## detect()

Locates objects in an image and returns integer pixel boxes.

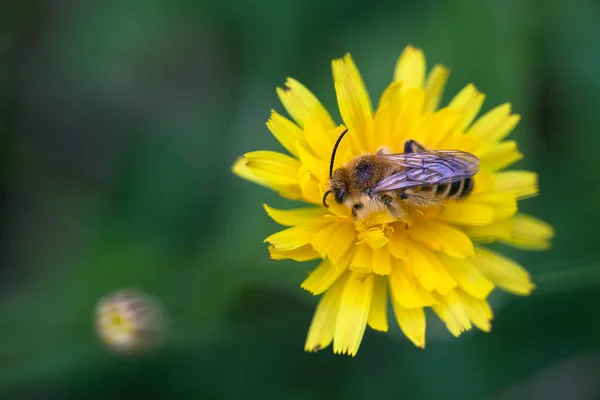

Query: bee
[322,129,480,220]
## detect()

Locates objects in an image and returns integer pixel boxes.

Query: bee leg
[351,203,363,219]
[380,194,398,216]
[376,145,392,155]
[404,140,426,153]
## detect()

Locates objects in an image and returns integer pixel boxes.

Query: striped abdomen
[433,177,474,200]
[408,177,474,202]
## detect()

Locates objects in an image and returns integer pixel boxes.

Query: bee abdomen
[460,177,474,198]
[451,177,474,199]
[448,181,463,198]
[436,178,474,200]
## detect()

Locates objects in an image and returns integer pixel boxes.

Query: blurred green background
[1,0,600,398]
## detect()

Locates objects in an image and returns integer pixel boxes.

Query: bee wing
[372,150,480,194]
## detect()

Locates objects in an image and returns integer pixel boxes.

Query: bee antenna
[322,190,331,208]
[329,128,348,178]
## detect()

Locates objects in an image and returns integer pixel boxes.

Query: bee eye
[334,189,345,204]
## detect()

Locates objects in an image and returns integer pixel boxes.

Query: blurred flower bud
[95,289,165,354]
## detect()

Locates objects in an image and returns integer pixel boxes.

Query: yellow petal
[303,115,336,161]
[455,290,493,332]
[408,220,474,258]
[360,210,397,227]
[468,192,518,220]
[334,78,373,152]
[387,228,412,259]
[503,214,554,250]
[244,151,301,186]
[332,54,373,152]
[269,245,320,262]
[473,247,534,295]
[442,256,494,299]
[418,245,458,295]
[497,201,520,221]
[377,81,403,110]
[277,78,335,129]
[390,228,459,295]
[494,114,521,142]
[304,272,348,352]
[311,221,356,266]
[302,258,348,295]
[265,224,327,251]
[334,272,375,356]
[479,140,523,171]
[390,88,426,144]
[296,140,328,183]
[363,228,389,249]
[462,220,512,242]
[420,108,461,149]
[463,213,553,250]
[448,84,485,132]
[232,156,269,187]
[311,222,344,255]
[404,112,436,146]
[432,290,472,337]
[468,103,521,143]
[399,239,442,291]
[389,258,437,308]
[436,202,495,226]
[266,110,304,157]
[493,199,518,220]
[424,64,450,112]
[372,246,392,275]
[441,134,485,155]
[391,301,426,348]
[471,170,495,194]
[368,276,389,332]
[394,45,426,90]
[232,157,302,199]
[263,204,328,226]
[326,200,353,219]
[332,53,372,110]
[494,171,538,199]
[350,242,373,274]
[299,168,323,204]
[372,102,394,149]
[467,103,515,142]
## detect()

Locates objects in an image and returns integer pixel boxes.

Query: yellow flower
[232,45,554,356]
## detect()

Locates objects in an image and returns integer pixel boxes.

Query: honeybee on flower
[322,130,479,220]
[233,45,554,356]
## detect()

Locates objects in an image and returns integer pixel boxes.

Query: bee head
[322,169,349,208]
[332,182,347,205]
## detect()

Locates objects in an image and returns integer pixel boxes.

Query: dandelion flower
[96,289,165,354]
[232,45,554,356]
